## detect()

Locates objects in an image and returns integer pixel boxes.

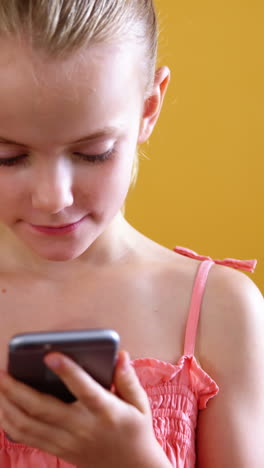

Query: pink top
[0,247,257,468]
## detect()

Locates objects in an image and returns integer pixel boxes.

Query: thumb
[113,351,151,415]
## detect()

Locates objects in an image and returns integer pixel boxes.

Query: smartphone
[8,329,120,403]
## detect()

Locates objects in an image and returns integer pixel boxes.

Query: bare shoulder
[198,263,264,366]
[196,263,264,467]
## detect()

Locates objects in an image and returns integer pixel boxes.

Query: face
[0,39,146,262]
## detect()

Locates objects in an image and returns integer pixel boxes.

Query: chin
[41,252,81,262]
[25,241,91,263]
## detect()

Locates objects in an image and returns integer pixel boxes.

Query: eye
[73,148,114,163]
[0,154,28,167]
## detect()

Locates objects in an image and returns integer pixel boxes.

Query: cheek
[0,175,22,211]
[79,156,133,209]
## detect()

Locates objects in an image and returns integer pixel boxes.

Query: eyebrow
[72,126,120,143]
[0,126,120,146]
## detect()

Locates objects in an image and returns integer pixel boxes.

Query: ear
[138,66,170,144]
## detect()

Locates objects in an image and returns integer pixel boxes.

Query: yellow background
[126,1,264,293]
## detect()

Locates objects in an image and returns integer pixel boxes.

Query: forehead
[0,38,144,145]
[0,36,141,86]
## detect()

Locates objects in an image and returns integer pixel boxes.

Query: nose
[31,159,74,214]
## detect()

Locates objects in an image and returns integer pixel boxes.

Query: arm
[196,265,264,467]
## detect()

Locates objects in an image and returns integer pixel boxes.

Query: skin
[0,37,263,468]
[0,40,149,264]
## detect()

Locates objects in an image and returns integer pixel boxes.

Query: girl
[0,1,263,467]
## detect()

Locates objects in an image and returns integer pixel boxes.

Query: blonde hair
[0,0,159,187]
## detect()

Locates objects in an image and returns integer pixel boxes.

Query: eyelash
[0,154,28,167]
[74,148,114,164]
[0,149,114,167]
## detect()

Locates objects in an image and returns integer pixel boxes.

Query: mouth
[28,216,87,235]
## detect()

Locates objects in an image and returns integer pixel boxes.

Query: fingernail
[122,351,131,372]
[44,355,61,369]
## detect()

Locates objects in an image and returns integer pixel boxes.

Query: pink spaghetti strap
[183,260,214,356]
[173,246,257,356]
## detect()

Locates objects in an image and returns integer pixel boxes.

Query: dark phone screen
[8,329,120,403]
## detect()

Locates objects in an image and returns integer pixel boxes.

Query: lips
[28,216,87,235]
[33,220,81,229]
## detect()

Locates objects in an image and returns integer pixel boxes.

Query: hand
[0,351,171,468]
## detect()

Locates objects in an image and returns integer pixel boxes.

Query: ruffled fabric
[0,430,75,467]
[132,355,219,467]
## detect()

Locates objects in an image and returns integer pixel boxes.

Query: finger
[44,353,114,411]
[0,392,72,458]
[0,371,69,426]
[114,351,151,415]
